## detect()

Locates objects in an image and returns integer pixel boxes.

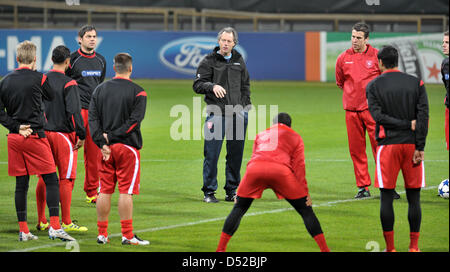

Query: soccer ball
[438,179,449,199]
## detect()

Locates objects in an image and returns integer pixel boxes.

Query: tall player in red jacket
[216,113,329,252]
[335,22,399,199]
[66,25,106,204]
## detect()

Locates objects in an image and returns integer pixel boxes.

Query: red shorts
[99,143,141,195]
[45,131,78,180]
[7,133,56,176]
[375,144,425,189]
[237,161,308,200]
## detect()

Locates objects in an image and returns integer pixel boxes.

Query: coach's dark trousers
[202,111,248,196]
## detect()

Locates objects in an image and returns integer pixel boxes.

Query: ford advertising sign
[0,30,305,80]
[159,36,247,75]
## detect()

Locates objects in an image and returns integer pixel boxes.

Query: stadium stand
[0,0,448,33]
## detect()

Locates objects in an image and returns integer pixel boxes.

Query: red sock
[216,232,232,252]
[409,232,420,250]
[18,221,29,233]
[120,219,134,240]
[50,216,61,230]
[97,220,108,237]
[383,230,395,252]
[35,176,47,224]
[313,233,330,252]
[60,179,74,225]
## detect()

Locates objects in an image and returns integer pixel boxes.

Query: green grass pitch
[0,79,448,252]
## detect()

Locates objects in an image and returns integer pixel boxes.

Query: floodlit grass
[0,80,447,252]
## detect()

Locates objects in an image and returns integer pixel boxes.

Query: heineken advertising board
[326,33,445,84]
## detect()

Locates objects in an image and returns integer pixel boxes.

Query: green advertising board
[326,32,446,84]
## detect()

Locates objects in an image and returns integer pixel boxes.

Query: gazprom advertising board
[0,29,306,80]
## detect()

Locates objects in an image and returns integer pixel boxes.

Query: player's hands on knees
[412,150,424,164]
[19,124,33,138]
[73,139,85,150]
[101,145,111,161]
[212,85,227,98]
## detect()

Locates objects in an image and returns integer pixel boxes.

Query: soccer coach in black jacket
[193,27,251,203]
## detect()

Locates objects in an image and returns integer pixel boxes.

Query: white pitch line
[0,159,448,165]
[8,186,438,252]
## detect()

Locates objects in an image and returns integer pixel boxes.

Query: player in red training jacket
[335,22,400,199]
[35,45,88,233]
[216,113,330,252]
[89,53,148,246]
[0,41,74,242]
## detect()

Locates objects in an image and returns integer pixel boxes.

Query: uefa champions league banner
[325,32,446,84]
[0,29,306,80]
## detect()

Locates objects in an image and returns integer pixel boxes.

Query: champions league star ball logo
[159,37,247,75]
[366,60,374,68]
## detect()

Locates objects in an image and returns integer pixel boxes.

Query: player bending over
[216,113,330,252]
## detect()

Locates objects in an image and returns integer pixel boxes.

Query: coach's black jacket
[441,57,449,108]
[89,77,147,150]
[366,70,429,151]
[193,47,251,114]
[43,70,85,140]
[0,68,53,135]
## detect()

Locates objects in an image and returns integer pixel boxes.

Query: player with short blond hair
[0,40,74,242]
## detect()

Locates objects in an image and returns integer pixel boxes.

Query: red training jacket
[335,44,381,111]
[249,123,307,187]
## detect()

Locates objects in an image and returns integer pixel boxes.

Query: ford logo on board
[159,36,247,75]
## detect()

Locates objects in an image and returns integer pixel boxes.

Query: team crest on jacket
[366,60,374,68]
